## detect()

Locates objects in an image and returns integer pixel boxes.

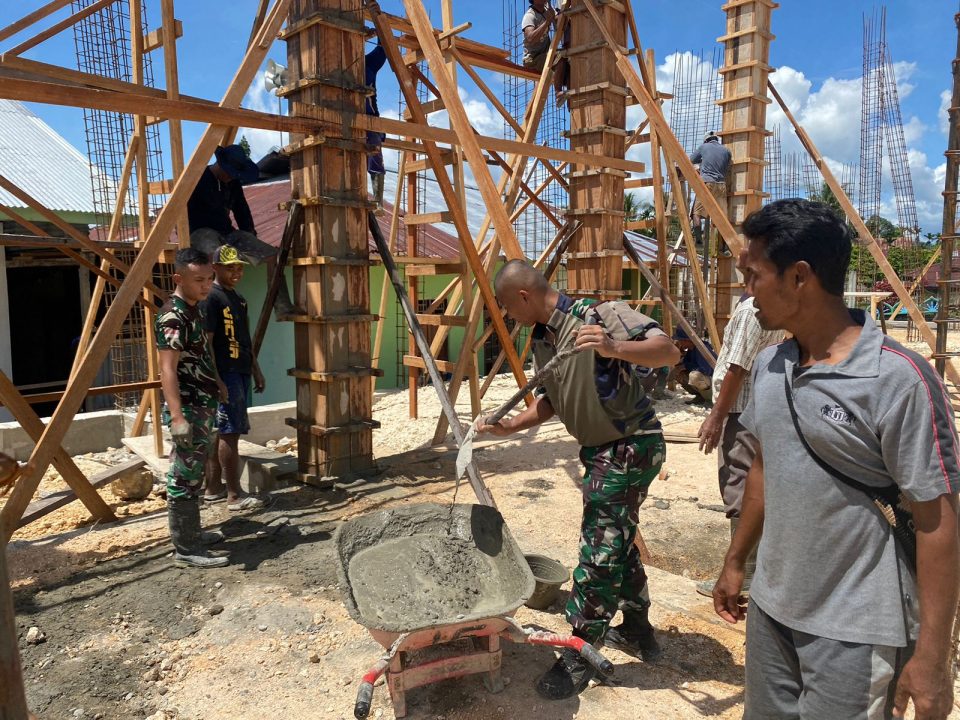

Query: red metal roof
[243,179,460,259]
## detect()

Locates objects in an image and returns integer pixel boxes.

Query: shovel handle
[577,640,615,676]
[485,345,581,425]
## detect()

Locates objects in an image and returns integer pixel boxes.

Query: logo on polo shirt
[820,404,856,426]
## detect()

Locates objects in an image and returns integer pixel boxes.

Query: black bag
[783,373,917,571]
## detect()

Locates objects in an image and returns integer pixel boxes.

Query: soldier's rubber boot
[372,173,385,216]
[535,631,602,700]
[696,518,756,597]
[604,601,663,662]
[168,497,228,569]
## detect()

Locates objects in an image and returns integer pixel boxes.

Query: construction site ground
[6,328,960,720]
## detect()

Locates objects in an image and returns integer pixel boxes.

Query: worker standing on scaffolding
[187,144,299,319]
[689,131,732,256]
[521,0,556,72]
[366,38,388,216]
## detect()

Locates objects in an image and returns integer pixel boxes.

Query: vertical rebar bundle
[763,124,782,203]
[71,0,169,410]
[668,48,723,157]
[501,0,568,263]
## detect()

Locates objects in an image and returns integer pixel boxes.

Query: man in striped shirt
[696,294,783,596]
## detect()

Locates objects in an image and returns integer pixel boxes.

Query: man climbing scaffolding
[366,39,387,215]
[477,260,680,700]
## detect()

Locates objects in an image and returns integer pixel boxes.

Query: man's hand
[698,410,725,454]
[892,654,953,720]
[253,365,266,393]
[170,415,192,447]
[474,415,515,437]
[545,5,556,22]
[575,325,618,358]
[217,379,229,403]
[712,558,748,624]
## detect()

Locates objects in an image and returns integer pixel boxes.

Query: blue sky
[1,0,958,233]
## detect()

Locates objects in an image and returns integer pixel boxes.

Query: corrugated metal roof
[244,174,673,266]
[0,100,100,215]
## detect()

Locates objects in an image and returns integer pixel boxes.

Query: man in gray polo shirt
[478,260,680,700]
[689,131,731,254]
[713,199,959,719]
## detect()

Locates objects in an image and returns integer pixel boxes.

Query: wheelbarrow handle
[354,681,375,720]
[519,629,615,676]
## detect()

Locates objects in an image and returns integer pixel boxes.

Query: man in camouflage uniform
[478,260,680,699]
[156,248,229,569]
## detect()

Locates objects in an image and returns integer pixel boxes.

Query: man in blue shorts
[201,245,267,512]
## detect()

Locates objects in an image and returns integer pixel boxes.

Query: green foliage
[238,136,252,158]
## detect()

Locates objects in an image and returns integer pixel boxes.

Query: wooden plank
[0,0,74,45]
[370,5,529,395]
[0,76,648,176]
[2,380,161,407]
[252,201,302,359]
[646,49,672,336]
[0,453,29,720]
[768,79,960,388]
[287,367,383,381]
[414,313,468,327]
[143,18,182,53]
[624,237,716,369]
[405,262,465,277]
[19,458,145,528]
[0,175,166,302]
[403,211,452,225]
[5,0,118,56]
[0,371,116,526]
[0,0,293,543]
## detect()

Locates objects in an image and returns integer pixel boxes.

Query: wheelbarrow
[335,503,613,719]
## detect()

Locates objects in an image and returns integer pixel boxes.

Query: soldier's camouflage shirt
[532,294,666,448]
[155,294,219,406]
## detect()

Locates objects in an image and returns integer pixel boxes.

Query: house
[0,99,111,421]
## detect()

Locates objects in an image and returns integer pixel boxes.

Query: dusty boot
[272,276,301,319]
[371,173,385,216]
[605,602,662,662]
[696,518,756,597]
[168,497,228,569]
[536,643,600,700]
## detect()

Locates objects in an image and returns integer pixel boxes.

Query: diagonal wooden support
[0,0,76,45]
[624,236,716,369]
[0,0,293,543]
[1,450,29,719]
[0,201,155,311]
[400,0,527,261]
[768,79,960,388]
[0,174,167,302]
[369,5,529,396]
[579,0,741,256]
[4,0,119,56]
[252,201,302,359]
[0,371,115,527]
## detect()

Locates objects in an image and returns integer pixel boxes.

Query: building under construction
[0,1,959,717]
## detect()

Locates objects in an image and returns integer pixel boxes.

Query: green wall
[236,263,651,406]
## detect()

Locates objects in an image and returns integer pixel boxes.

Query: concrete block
[0,409,125,461]
[245,401,296,446]
[122,434,295,494]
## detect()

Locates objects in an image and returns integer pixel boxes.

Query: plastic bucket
[523,554,569,610]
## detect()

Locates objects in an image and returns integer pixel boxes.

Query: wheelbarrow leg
[480,635,505,693]
[387,650,407,718]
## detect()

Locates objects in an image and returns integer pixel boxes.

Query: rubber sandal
[203,490,227,503]
[227,496,265,512]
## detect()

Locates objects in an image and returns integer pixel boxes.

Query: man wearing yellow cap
[201,245,268,512]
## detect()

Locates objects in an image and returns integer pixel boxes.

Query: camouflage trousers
[164,401,217,500]
[565,433,665,643]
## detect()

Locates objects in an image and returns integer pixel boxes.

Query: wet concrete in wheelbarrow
[335,503,535,633]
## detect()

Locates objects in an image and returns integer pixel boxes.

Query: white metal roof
[0,100,99,215]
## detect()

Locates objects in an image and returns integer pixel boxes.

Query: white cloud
[939,89,952,135]
[239,72,288,161]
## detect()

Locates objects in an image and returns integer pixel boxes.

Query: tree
[623,192,642,222]
[865,214,899,243]
[238,135,252,158]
